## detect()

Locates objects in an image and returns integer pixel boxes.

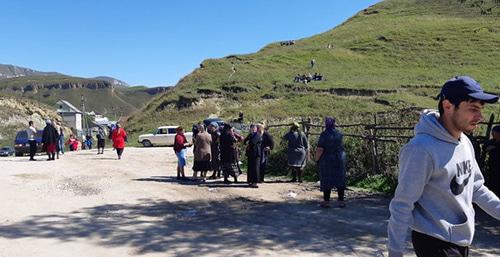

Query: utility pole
[81,94,86,137]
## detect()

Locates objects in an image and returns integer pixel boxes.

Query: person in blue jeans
[174,127,191,180]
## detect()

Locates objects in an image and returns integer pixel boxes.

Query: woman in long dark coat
[315,117,346,208]
[283,122,308,182]
[259,124,274,183]
[220,124,240,183]
[42,119,59,161]
[193,125,212,180]
[208,122,222,179]
[246,125,263,188]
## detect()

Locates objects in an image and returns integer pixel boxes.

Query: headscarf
[325,116,335,129]
[222,123,232,134]
[493,125,500,134]
[209,122,219,129]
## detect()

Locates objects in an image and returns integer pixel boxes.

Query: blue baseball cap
[438,76,498,104]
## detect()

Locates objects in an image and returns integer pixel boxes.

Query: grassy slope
[127,0,500,135]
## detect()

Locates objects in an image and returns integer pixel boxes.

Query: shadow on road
[134,176,253,188]
[0,196,391,256]
[0,194,498,256]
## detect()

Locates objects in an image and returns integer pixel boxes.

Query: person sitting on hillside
[294,74,302,82]
[313,73,323,81]
[305,73,313,83]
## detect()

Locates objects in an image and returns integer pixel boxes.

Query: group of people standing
[26,120,127,161]
[173,117,347,205]
[281,118,346,208]
[174,122,275,188]
[27,119,65,161]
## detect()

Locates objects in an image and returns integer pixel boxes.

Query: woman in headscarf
[220,124,240,183]
[42,119,59,161]
[259,123,274,182]
[111,123,127,160]
[315,116,346,208]
[96,127,106,154]
[246,123,263,188]
[192,124,212,180]
[283,122,309,182]
[53,121,63,159]
[208,122,222,179]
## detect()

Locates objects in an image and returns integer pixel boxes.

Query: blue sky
[0,0,381,87]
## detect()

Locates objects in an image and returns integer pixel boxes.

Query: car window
[15,131,28,140]
[168,128,176,134]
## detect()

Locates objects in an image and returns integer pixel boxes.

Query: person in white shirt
[27,121,37,161]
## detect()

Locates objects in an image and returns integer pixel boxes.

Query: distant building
[55,100,83,135]
[87,111,114,127]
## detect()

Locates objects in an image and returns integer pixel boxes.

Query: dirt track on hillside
[0,147,498,257]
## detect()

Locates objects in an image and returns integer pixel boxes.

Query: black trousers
[116,148,124,157]
[259,161,267,182]
[97,139,105,149]
[29,140,37,159]
[412,230,469,257]
[323,188,345,201]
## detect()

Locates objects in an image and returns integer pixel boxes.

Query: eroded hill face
[0,75,169,120]
[0,96,63,146]
[126,0,499,135]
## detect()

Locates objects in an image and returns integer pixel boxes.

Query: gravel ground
[0,147,498,257]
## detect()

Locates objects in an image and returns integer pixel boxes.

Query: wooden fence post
[305,117,311,138]
[369,113,379,175]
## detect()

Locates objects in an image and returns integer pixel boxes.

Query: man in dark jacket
[42,119,59,161]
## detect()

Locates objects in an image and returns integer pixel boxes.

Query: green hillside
[127,0,499,135]
[0,75,168,119]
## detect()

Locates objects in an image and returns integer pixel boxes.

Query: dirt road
[0,147,498,257]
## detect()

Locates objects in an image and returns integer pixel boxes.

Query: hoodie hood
[414,109,459,145]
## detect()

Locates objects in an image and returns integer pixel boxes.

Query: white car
[138,126,193,147]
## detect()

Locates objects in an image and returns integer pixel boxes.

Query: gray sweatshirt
[387,110,500,257]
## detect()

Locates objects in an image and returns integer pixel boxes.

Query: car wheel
[142,140,152,147]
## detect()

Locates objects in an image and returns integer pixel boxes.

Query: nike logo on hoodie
[450,160,472,195]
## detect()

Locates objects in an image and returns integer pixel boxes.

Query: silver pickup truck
[138,126,193,147]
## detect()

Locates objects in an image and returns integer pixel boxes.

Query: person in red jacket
[111,123,127,160]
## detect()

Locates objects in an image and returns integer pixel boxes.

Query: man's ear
[442,99,454,113]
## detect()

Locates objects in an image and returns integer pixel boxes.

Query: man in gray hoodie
[387,76,500,257]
